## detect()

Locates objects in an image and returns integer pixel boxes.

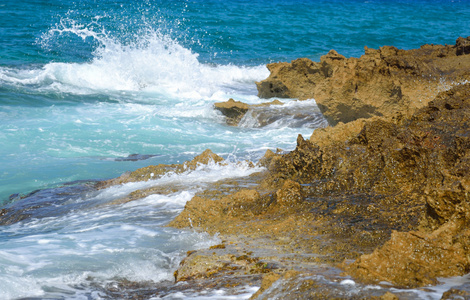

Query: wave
[0,160,262,299]
[0,18,268,100]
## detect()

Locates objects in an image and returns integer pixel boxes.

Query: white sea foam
[153,286,259,299]
[0,189,220,299]
[1,19,268,101]
[92,159,264,205]
[0,160,267,298]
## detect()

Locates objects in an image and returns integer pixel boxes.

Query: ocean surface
[1,0,470,299]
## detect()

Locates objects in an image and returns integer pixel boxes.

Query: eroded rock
[99,149,224,187]
[214,98,286,126]
[171,83,470,292]
[257,37,470,125]
[346,219,470,288]
[214,98,250,126]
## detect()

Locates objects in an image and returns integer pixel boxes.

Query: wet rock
[112,154,159,161]
[170,83,470,292]
[214,98,328,128]
[214,98,286,127]
[257,37,470,125]
[98,149,224,187]
[252,270,406,300]
[0,181,99,225]
[92,149,227,205]
[175,248,270,282]
[214,98,250,126]
[169,188,272,232]
[441,283,470,300]
[346,220,470,288]
[275,179,304,207]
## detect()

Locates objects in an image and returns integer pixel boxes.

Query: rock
[441,285,470,300]
[250,273,282,299]
[455,36,470,55]
[214,98,285,126]
[381,292,399,300]
[309,118,370,147]
[275,179,304,207]
[214,98,327,128]
[345,220,470,288]
[92,149,227,205]
[256,37,470,125]
[169,83,470,291]
[251,270,405,300]
[184,148,224,169]
[174,246,271,283]
[168,189,268,232]
[257,149,278,168]
[99,149,224,187]
[214,98,250,126]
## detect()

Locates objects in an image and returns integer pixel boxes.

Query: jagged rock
[214,98,284,126]
[256,37,470,125]
[214,98,250,126]
[275,179,304,207]
[98,149,224,187]
[346,219,470,288]
[170,83,470,292]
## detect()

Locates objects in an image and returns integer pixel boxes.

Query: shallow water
[1,0,470,298]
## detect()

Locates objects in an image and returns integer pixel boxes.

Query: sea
[1,0,470,299]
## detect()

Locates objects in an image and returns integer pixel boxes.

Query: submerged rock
[99,149,224,187]
[96,149,226,205]
[214,98,328,129]
[214,98,285,126]
[256,37,470,125]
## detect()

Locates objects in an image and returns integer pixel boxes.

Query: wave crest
[1,18,268,100]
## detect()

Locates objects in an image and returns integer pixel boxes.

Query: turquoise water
[1,0,470,298]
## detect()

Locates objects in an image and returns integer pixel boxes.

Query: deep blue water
[1,0,470,298]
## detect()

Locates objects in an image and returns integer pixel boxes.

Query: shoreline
[168,37,470,298]
[1,37,470,299]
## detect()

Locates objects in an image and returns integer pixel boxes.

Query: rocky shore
[170,37,470,298]
[2,37,470,298]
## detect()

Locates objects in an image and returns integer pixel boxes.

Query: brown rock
[214,98,284,126]
[169,188,268,232]
[309,118,370,147]
[441,287,470,300]
[346,220,470,288]
[380,292,399,300]
[250,273,282,299]
[98,149,224,187]
[214,98,250,126]
[275,179,304,207]
[256,37,470,125]
[184,148,224,169]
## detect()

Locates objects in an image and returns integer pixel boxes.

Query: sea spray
[0,17,269,99]
[3,0,468,298]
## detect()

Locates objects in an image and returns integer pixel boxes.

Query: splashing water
[2,0,470,298]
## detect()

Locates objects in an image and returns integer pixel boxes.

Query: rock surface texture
[169,82,470,295]
[256,37,470,125]
[169,76,470,295]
